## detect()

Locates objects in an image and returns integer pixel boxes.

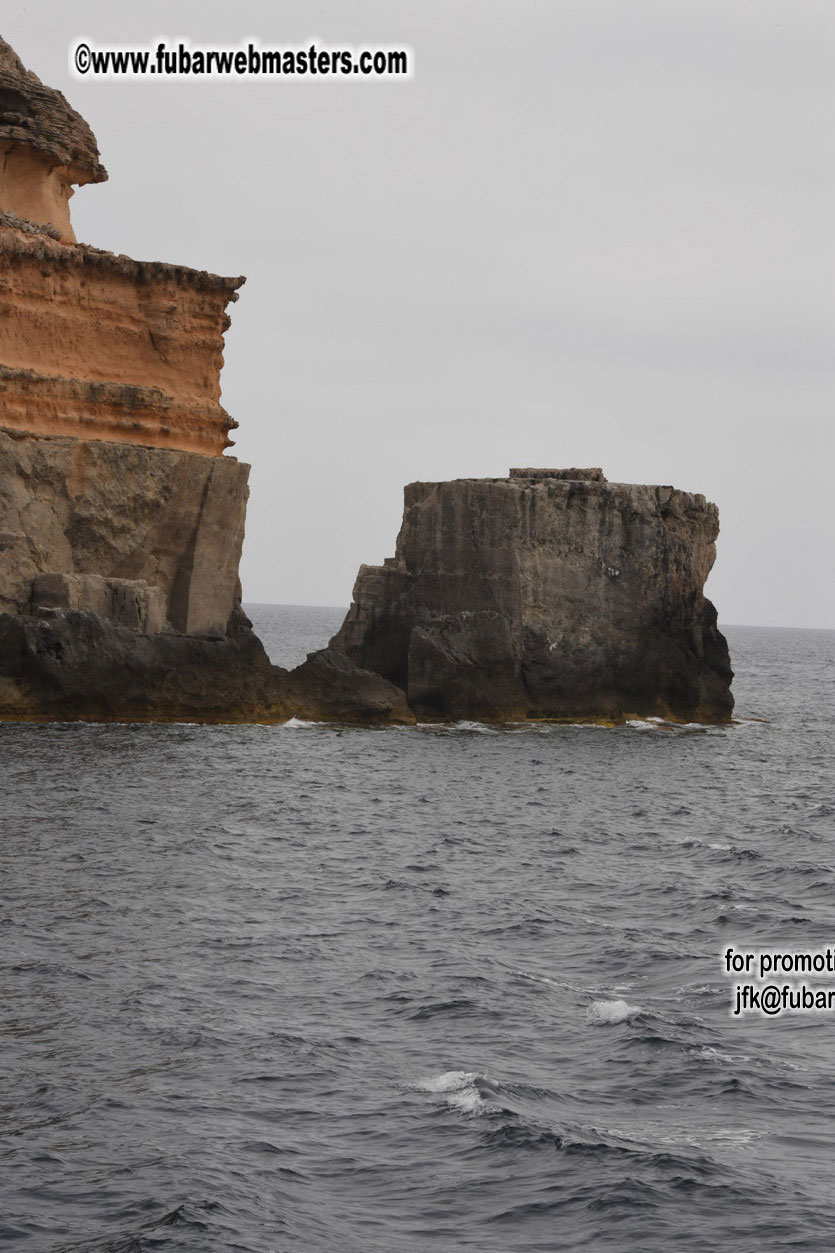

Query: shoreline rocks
[0,606,415,726]
[0,38,734,730]
[0,466,734,729]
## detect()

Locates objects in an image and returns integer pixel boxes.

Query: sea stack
[328,469,734,723]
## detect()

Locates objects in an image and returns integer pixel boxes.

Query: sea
[1,606,833,1252]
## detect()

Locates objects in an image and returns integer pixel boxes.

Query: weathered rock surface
[0,606,415,725]
[31,573,167,635]
[0,606,274,722]
[282,648,415,725]
[0,227,243,455]
[0,36,106,183]
[0,38,243,456]
[329,470,734,723]
[0,428,249,635]
[0,38,310,724]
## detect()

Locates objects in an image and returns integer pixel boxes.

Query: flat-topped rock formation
[329,469,734,723]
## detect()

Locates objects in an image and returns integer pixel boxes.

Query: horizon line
[241,601,835,633]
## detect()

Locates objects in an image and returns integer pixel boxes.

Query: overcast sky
[7,1,833,627]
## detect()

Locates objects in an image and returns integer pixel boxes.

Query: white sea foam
[613,1120,765,1153]
[514,969,566,989]
[622,717,718,732]
[587,999,640,1025]
[513,969,607,995]
[416,1070,488,1115]
[695,1046,752,1065]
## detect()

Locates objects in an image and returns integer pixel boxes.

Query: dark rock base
[0,608,414,726]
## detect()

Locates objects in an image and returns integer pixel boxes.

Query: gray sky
[7,1,834,627]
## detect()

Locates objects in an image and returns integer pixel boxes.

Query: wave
[413,1069,749,1183]
[409,998,500,1021]
[587,999,641,1025]
[512,968,608,997]
[415,1070,489,1115]
[414,720,502,735]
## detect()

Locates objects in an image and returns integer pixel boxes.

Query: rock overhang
[0,35,106,184]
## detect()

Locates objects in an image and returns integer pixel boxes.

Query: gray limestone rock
[0,605,416,725]
[31,573,168,635]
[0,605,274,721]
[328,470,734,723]
[0,428,249,635]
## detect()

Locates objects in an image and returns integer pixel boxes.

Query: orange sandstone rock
[0,38,243,458]
[0,223,244,455]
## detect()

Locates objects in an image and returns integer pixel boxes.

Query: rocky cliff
[0,36,241,458]
[0,605,414,725]
[0,423,412,722]
[0,35,734,728]
[0,216,243,455]
[329,469,733,723]
[0,426,248,634]
[0,34,415,726]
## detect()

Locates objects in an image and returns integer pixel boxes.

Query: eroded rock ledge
[0,35,106,242]
[0,230,243,455]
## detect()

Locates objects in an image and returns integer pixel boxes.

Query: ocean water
[1,607,833,1252]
